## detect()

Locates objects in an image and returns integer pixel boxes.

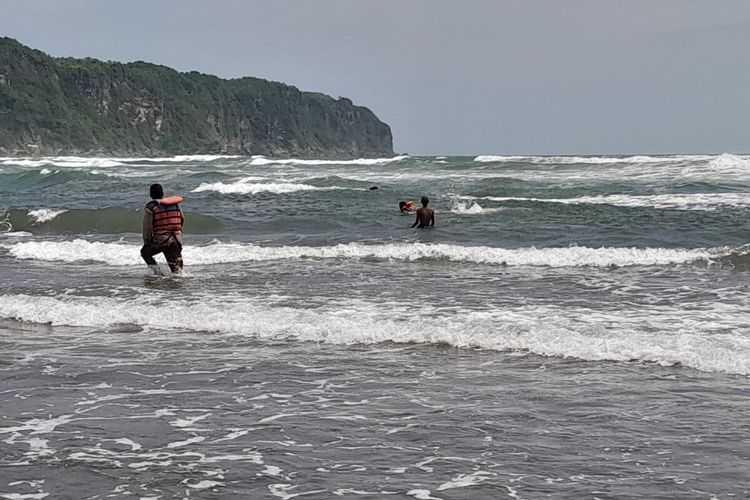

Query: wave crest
[247,155,408,166]
[1,293,748,375]
[0,239,733,268]
[192,180,363,195]
[457,192,750,211]
[472,154,711,165]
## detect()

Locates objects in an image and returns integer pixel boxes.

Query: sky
[1,0,749,155]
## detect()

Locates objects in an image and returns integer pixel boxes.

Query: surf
[0,238,742,268]
[2,293,748,375]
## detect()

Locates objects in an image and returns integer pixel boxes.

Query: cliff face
[0,38,394,157]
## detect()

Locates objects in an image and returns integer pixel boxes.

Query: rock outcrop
[0,37,394,158]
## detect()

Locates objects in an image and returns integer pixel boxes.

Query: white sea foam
[705,152,750,170]
[248,155,408,166]
[0,232,32,238]
[473,154,711,165]
[450,201,485,214]
[27,209,68,224]
[449,201,504,215]
[437,471,496,491]
[185,480,224,490]
[457,192,750,211]
[0,493,49,500]
[192,180,361,195]
[469,153,750,183]
[0,239,731,268]
[0,157,125,168]
[1,293,749,375]
[144,154,243,162]
[0,155,242,169]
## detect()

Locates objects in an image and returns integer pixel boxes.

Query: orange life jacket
[150,200,183,233]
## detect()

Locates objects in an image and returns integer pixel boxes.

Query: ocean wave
[704,153,750,170]
[138,154,244,162]
[449,201,504,215]
[457,192,750,210]
[247,155,408,166]
[472,154,712,165]
[0,157,127,168]
[0,155,243,169]
[3,208,221,235]
[192,180,364,195]
[27,209,68,224]
[0,231,32,237]
[1,293,748,375]
[0,239,735,268]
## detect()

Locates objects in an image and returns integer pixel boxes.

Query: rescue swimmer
[141,183,185,275]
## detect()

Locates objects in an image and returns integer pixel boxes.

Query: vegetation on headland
[0,37,394,157]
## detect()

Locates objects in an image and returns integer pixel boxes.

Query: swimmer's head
[399,201,406,209]
[421,196,429,206]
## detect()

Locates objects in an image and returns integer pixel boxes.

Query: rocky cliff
[0,38,394,157]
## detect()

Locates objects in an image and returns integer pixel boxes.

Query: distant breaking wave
[247,155,409,166]
[456,192,750,211]
[0,239,738,268]
[192,180,365,195]
[0,154,243,168]
[0,154,404,170]
[472,154,714,164]
[1,293,749,375]
[0,157,126,168]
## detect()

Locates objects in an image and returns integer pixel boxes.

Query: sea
[1,154,749,499]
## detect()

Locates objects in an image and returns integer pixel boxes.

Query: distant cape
[0,37,394,158]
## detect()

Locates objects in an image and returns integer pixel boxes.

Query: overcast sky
[2,0,749,155]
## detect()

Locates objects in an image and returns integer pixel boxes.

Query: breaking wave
[449,201,503,215]
[473,154,712,164]
[0,155,243,168]
[192,180,365,195]
[0,239,738,268]
[27,209,68,224]
[247,155,408,166]
[0,157,126,168]
[1,293,748,375]
[457,192,750,211]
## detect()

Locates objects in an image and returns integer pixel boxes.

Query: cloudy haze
[1,0,749,155]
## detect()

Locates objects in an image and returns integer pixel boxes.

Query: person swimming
[399,200,418,214]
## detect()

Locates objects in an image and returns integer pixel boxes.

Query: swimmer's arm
[430,211,435,227]
[411,211,419,228]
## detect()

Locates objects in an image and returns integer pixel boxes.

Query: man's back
[415,207,435,228]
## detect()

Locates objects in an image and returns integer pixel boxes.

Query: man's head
[421,196,429,206]
[149,183,164,200]
[399,201,407,210]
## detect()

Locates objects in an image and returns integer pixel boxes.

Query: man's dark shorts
[140,237,183,273]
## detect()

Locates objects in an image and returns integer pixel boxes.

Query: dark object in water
[369,186,379,190]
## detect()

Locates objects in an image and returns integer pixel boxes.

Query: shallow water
[1,154,750,498]
[3,325,750,499]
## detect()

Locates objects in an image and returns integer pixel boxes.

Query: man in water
[411,196,435,228]
[141,183,184,275]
